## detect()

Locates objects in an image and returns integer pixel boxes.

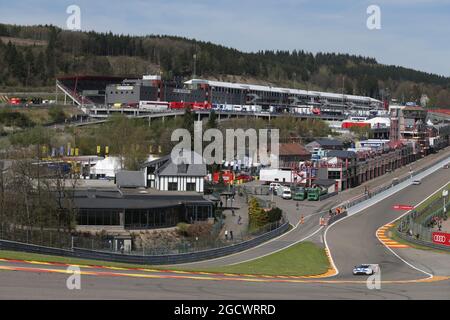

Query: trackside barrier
[327,212,348,225]
[0,239,75,257]
[319,191,338,201]
[395,232,450,252]
[0,221,289,265]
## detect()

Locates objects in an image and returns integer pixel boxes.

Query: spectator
[225,230,228,240]
[230,230,234,241]
[237,215,242,225]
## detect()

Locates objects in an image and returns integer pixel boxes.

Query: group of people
[224,229,234,240]
[328,207,345,218]
[429,216,444,231]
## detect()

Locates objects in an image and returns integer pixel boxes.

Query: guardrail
[0,221,290,265]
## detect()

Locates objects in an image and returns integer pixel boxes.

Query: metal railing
[0,217,285,257]
[396,197,449,243]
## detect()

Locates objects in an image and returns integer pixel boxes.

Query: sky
[1,0,449,77]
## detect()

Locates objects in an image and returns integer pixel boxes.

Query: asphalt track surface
[327,160,450,281]
[0,156,449,299]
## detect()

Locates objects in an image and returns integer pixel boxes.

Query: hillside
[0,23,449,107]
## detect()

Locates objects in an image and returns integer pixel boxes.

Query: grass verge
[177,242,330,276]
[414,182,449,216]
[0,241,330,277]
[0,250,155,269]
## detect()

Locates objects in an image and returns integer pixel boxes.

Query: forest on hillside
[0,23,449,107]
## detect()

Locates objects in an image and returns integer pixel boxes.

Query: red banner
[432,232,450,246]
[392,204,414,210]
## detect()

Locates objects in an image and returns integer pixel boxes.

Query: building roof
[312,179,336,187]
[143,151,207,177]
[278,143,311,156]
[158,162,207,177]
[307,139,343,148]
[116,170,146,188]
[403,106,425,111]
[326,150,356,159]
[185,79,381,103]
[73,189,211,209]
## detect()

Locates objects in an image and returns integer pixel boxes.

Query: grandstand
[56,75,131,106]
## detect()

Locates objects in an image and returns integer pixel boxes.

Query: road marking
[0,264,448,285]
[376,227,409,248]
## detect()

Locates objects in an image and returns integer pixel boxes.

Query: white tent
[90,156,122,178]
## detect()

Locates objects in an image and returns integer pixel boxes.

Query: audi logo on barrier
[432,232,450,246]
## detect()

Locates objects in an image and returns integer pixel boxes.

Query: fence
[0,226,73,249]
[69,217,285,256]
[396,196,449,245]
[396,231,450,252]
[0,220,290,265]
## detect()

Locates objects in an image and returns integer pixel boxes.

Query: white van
[282,189,292,200]
[269,182,282,191]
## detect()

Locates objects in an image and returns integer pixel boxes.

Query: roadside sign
[432,232,450,246]
[393,204,415,210]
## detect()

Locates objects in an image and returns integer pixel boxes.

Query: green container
[293,188,306,201]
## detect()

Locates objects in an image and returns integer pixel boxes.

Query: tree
[206,109,218,130]
[48,106,67,123]
[248,197,269,229]
[267,207,282,223]
[35,51,46,82]
[349,126,373,140]
[104,115,149,170]
[45,27,57,81]
[182,106,195,148]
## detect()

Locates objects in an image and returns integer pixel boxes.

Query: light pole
[193,53,197,79]
[443,189,448,214]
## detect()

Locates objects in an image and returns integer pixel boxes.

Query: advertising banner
[432,232,450,246]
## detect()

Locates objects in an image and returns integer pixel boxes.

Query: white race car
[352,264,379,275]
